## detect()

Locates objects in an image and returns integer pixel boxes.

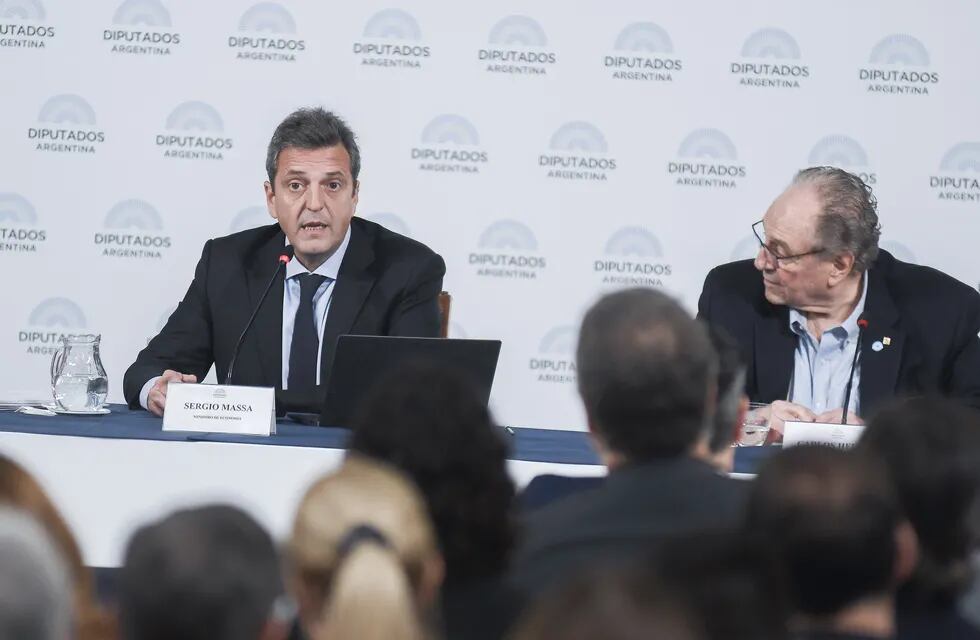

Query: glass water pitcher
[50,334,108,412]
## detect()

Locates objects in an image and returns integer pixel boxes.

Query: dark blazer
[441,577,524,640]
[512,457,747,596]
[697,250,980,416]
[897,606,980,640]
[124,218,446,408]
[519,474,603,512]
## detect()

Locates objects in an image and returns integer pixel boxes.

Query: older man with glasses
[698,166,980,439]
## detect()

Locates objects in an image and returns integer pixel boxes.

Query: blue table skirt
[0,405,774,473]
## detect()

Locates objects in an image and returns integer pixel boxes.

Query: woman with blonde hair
[287,455,444,640]
[0,454,114,640]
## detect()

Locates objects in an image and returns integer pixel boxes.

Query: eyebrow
[282,170,347,180]
[768,237,789,252]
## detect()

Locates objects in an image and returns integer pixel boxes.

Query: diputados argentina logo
[0,193,46,254]
[668,129,746,188]
[19,297,88,356]
[808,135,877,185]
[604,22,682,83]
[229,2,305,62]
[353,9,429,69]
[469,220,546,280]
[594,227,672,288]
[731,28,809,89]
[479,15,557,76]
[930,143,980,203]
[95,199,172,260]
[103,0,180,56]
[363,212,411,238]
[530,326,577,384]
[0,0,55,49]
[29,94,106,154]
[541,122,617,182]
[229,206,271,233]
[156,101,233,161]
[412,115,488,174]
[859,34,938,95]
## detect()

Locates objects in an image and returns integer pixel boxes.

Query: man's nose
[754,245,773,272]
[305,187,324,211]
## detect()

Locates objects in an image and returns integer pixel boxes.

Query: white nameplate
[783,421,864,449]
[162,383,276,436]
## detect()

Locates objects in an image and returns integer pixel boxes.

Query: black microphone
[225,246,294,385]
[840,315,868,424]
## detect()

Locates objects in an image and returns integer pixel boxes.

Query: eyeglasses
[751,220,825,267]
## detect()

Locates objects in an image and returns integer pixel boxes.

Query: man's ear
[352,179,360,206]
[829,252,856,285]
[418,553,445,611]
[585,414,620,470]
[893,520,920,586]
[264,181,278,220]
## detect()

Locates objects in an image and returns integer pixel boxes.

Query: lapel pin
[882,336,892,346]
[872,340,884,352]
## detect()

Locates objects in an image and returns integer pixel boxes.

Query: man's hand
[147,369,198,417]
[758,400,817,443]
[814,408,864,425]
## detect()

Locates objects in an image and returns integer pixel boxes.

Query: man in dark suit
[698,167,980,436]
[124,108,445,415]
[512,288,747,596]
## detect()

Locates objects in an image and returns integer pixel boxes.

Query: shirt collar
[284,225,352,280]
[788,270,868,338]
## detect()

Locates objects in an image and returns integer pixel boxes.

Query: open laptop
[314,335,502,427]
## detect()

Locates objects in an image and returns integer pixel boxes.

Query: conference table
[0,406,772,567]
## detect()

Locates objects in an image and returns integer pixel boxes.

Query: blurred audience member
[519,322,749,512]
[287,456,444,640]
[349,361,520,640]
[0,454,112,640]
[119,505,286,640]
[654,530,789,640]
[513,288,745,595]
[0,506,72,640]
[746,446,916,639]
[857,397,980,639]
[511,566,704,640]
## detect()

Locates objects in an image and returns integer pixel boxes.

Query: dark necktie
[287,273,327,391]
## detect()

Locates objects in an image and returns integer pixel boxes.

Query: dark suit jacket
[512,457,747,596]
[897,606,980,640]
[519,474,603,512]
[697,250,980,416]
[441,576,524,640]
[124,218,446,409]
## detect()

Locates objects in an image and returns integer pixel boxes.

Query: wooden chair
[438,291,451,338]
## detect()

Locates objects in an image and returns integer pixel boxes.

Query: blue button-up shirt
[281,227,351,389]
[787,273,868,416]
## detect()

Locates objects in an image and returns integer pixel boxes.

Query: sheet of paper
[783,421,865,449]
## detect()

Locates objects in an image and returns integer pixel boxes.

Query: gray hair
[793,167,881,273]
[0,507,72,640]
[265,107,360,188]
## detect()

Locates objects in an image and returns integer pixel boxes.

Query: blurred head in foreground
[287,456,444,640]
[119,504,286,640]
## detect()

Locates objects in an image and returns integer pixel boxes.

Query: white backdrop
[1,0,978,429]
